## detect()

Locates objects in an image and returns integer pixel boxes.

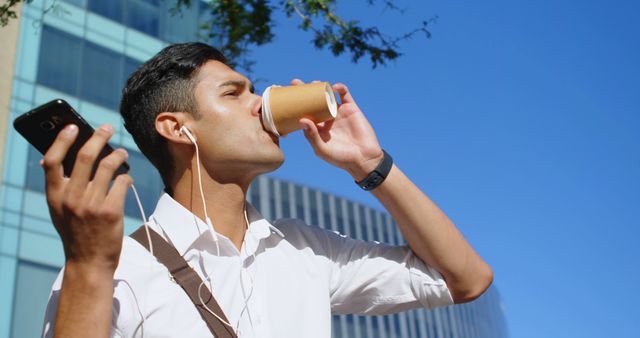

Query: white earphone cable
[130,184,153,256]
[197,205,254,332]
[182,126,235,329]
[182,126,258,333]
[128,183,153,338]
[181,126,218,242]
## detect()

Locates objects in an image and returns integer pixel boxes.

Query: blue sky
[248,0,640,337]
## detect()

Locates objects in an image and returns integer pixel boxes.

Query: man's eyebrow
[218,80,255,93]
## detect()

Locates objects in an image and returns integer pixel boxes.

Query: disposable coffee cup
[262,82,338,136]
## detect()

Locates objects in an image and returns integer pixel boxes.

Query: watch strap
[355,149,393,191]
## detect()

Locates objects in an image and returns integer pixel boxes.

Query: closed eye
[219,79,253,97]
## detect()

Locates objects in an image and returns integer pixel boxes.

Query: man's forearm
[53,262,115,338]
[371,165,493,303]
[295,80,492,303]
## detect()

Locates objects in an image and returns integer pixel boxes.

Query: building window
[294,185,304,221]
[88,0,124,22]
[268,197,276,221]
[126,0,160,37]
[322,193,333,229]
[62,0,87,7]
[345,315,357,338]
[25,146,46,193]
[87,0,160,37]
[394,314,404,336]
[37,25,82,96]
[358,316,368,337]
[331,316,343,338]
[123,57,142,88]
[268,179,277,220]
[309,191,319,226]
[81,41,123,110]
[123,149,164,218]
[374,212,387,244]
[280,181,291,218]
[335,199,345,235]
[11,261,59,338]
[347,201,358,238]
[249,181,260,210]
[38,25,144,111]
[360,206,373,241]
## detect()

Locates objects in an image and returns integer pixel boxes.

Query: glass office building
[0,1,508,337]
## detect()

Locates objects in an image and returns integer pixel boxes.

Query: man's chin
[264,155,285,173]
[252,152,285,175]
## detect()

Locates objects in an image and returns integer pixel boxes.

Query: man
[41,42,492,338]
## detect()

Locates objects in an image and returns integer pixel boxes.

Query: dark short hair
[120,42,228,193]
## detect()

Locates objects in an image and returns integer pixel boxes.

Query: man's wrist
[348,151,385,182]
[354,149,393,191]
[64,260,117,283]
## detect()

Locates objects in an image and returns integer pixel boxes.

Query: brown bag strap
[130,226,238,338]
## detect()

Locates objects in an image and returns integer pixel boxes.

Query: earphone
[179,125,197,145]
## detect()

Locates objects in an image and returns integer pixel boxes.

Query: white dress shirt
[42,192,452,338]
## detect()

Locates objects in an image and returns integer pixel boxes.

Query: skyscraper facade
[0,1,508,337]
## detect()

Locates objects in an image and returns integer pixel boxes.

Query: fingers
[42,124,78,192]
[300,118,330,154]
[104,174,133,219]
[332,83,356,104]
[290,79,322,86]
[88,148,129,200]
[66,125,114,196]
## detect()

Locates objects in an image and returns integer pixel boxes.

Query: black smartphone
[13,99,129,179]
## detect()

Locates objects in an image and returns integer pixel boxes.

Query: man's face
[187,60,284,178]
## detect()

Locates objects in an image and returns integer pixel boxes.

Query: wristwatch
[355,149,393,191]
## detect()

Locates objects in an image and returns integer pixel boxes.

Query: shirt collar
[149,192,284,257]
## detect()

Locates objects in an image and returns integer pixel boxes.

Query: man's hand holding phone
[42,123,132,274]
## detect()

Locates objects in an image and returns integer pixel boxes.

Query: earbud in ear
[180,126,197,145]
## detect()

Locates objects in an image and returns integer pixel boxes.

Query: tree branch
[2,0,437,70]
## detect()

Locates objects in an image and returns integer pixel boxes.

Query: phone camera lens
[39,121,56,131]
[51,116,63,125]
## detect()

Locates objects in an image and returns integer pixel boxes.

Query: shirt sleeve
[290,221,454,316]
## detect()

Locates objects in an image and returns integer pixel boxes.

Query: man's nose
[251,93,263,117]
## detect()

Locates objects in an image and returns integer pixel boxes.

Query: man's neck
[172,170,251,251]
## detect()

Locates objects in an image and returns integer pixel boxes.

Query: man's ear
[156,112,193,145]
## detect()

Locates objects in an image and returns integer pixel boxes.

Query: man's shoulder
[271,218,350,251]
[272,217,324,237]
[113,235,166,281]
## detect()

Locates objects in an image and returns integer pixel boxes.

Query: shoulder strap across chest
[130,226,238,338]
